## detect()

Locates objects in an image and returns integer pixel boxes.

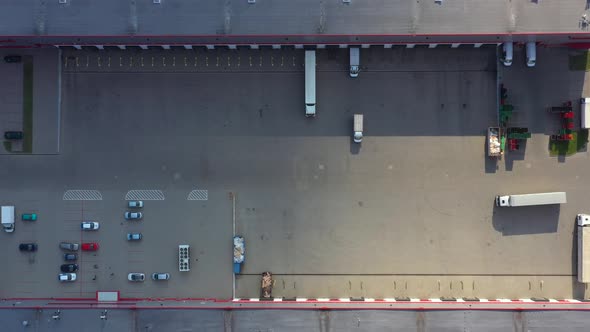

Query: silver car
[152,273,170,281]
[81,221,100,230]
[58,273,77,282]
[128,201,144,208]
[59,242,79,251]
[124,212,142,220]
[128,273,145,282]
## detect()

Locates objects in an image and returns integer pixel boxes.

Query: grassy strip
[22,57,33,153]
[569,52,590,71]
[2,141,12,152]
[549,130,589,156]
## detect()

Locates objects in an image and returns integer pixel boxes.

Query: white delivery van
[525,42,536,67]
[1,206,15,233]
[581,98,590,129]
[501,42,513,66]
[349,47,360,77]
[304,50,316,117]
[353,114,363,143]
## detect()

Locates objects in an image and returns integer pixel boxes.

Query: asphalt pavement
[0,46,588,302]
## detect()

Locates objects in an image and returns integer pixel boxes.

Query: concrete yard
[0,46,588,300]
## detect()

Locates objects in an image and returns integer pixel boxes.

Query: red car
[81,242,99,251]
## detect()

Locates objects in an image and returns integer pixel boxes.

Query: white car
[125,212,142,220]
[128,273,145,282]
[152,273,170,281]
[128,201,144,208]
[81,221,99,230]
[58,273,77,282]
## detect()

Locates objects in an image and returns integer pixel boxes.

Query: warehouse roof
[0,0,587,37]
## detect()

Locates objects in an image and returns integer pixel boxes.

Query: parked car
[60,264,79,273]
[81,242,99,251]
[124,212,142,220]
[19,243,38,252]
[152,273,170,281]
[21,213,37,221]
[59,242,79,251]
[58,273,76,282]
[127,233,142,241]
[128,201,144,208]
[4,55,22,63]
[64,253,77,261]
[4,131,23,140]
[128,273,145,282]
[81,221,99,230]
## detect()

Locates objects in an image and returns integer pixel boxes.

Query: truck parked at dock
[487,127,502,157]
[304,50,316,117]
[349,47,359,78]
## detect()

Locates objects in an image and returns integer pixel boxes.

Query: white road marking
[187,190,208,200]
[63,190,102,200]
[125,190,165,200]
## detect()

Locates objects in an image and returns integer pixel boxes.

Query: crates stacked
[178,245,190,272]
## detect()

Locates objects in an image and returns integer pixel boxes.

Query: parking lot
[0,48,60,154]
[0,45,588,300]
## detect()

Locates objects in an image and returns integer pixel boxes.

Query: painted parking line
[64,50,305,73]
[63,190,102,201]
[187,190,208,201]
[125,190,165,201]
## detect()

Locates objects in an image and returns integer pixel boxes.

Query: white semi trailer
[304,50,316,117]
[577,214,590,283]
[495,192,566,207]
[581,98,590,129]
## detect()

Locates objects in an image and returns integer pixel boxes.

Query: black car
[19,243,38,252]
[64,253,77,261]
[4,131,23,140]
[60,264,79,273]
[4,55,22,63]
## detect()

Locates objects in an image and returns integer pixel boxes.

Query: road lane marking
[63,190,103,201]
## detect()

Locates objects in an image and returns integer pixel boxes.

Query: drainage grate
[63,190,102,201]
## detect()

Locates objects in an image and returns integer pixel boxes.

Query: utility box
[179,245,190,271]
